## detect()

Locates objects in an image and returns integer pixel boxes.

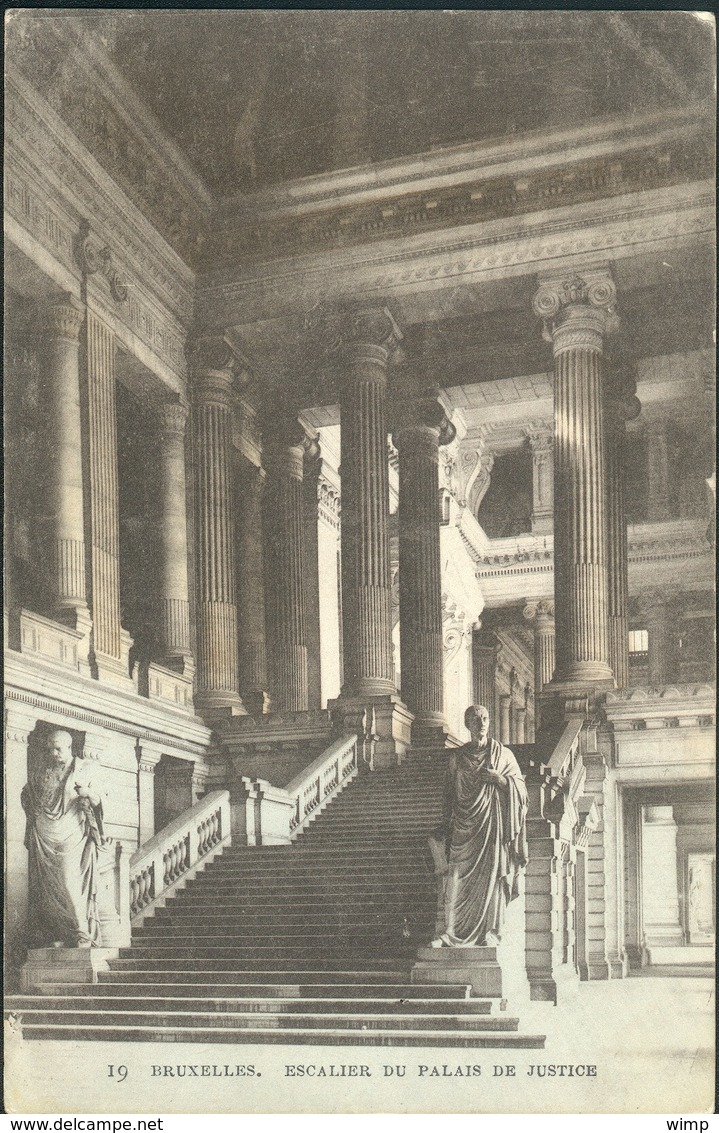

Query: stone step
[151,914,422,927]
[94,979,469,997]
[8,1007,521,1034]
[107,960,411,974]
[16,1022,545,1048]
[7,994,492,1015]
[120,947,418,961]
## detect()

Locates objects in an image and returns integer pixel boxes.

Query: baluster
[163,850,172,887]
[197,819,207,856]
[215,808,222,844]
[130,875,139,916]
[209,811,219,846]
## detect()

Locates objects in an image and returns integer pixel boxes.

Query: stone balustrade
[231,733,359,845]
[129,789,231,925]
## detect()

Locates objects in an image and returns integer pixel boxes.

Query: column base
[328,693,414,767]
[55,602,93,676]
[412,945,503,998]
[195,690,248,725]
[20,946,119,992]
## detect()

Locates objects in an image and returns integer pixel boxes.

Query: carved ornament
[47,295,84,341]
[533,270,619,351]
[75,229,128,303]
[159,400,188,439]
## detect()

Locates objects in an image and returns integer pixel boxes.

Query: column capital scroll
[533,270,619,352]
[523,598,556,623]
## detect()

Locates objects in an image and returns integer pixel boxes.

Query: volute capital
[534,269,619,353]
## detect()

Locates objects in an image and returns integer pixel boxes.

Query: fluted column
[533,271,618,687]
[499,694,512,745]
[523,599,556,695]
[192,336,245,716]
[395,401,454,736]
[158,400,192,671]
[236,457,269,717]
[641,590,678,687]
[527,426,554,535]
[264,425,309,713]
[472,628,498,725]
[338,308,400,697]
[646,418,672,522]
[302,437,323,712]
[85,310,130,682]
[43,295,88,621]
[605,362,641,690]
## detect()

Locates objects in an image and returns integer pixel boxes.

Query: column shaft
[44,297,87,615]
[647,420,671,522]
[158,402,192,667]
[265,442,309,712]
[606,405,631,689]
[646,600,675,686]
[472,633,498,723]
[340,343,394,695]
[534,273,618,688]
[397,422,445,731]
[193,341,244,714]
[236,458,269,715]
[499,695,511,745]
[86,311,122,663]
[302,448,323,711]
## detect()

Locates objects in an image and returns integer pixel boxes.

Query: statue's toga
[430,704,528,948]
[21,729,106,948]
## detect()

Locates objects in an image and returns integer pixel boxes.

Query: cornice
[6,68,195,329]
[198,182,714,329]
[216,102,708,222]
[4,650,213,756]
[7,22,211,264]
[209,109,712,268]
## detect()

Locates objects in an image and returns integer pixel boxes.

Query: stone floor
[4,972,714,1113]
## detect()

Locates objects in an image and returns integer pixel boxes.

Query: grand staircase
[8,754,545,1047]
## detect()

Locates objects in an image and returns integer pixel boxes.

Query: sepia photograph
[3,7,716,1116]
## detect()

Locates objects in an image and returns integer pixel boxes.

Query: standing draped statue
[430,704,528,948]
[21,729,106,948]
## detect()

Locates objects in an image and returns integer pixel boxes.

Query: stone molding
[75,227,128,303]
[211,104,711,263]
[6,69,192,381]
[199,183,713,329]
[7,22,210,263]
[158,400,189,439]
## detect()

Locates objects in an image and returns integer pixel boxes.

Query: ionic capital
[190,335,239,408]
[524,598,556,626]
[392,397,456,452]
[306,303,403,365]
[47,294,84,341]
[533,270,619,353]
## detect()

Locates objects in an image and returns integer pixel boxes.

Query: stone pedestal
[412,945,503,997]
[642,805,684,951]
[20,947,119,991]
[328,693,413,769]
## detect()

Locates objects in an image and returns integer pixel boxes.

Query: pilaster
[135,742,163,846]
[526,426,554,535]
[85,309,132,687]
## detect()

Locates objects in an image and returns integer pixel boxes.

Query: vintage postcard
[3,8,716,1116]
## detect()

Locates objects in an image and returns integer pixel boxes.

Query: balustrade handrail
[285,732,358,837]
[546,718,583,781]
[129,788,230,921]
